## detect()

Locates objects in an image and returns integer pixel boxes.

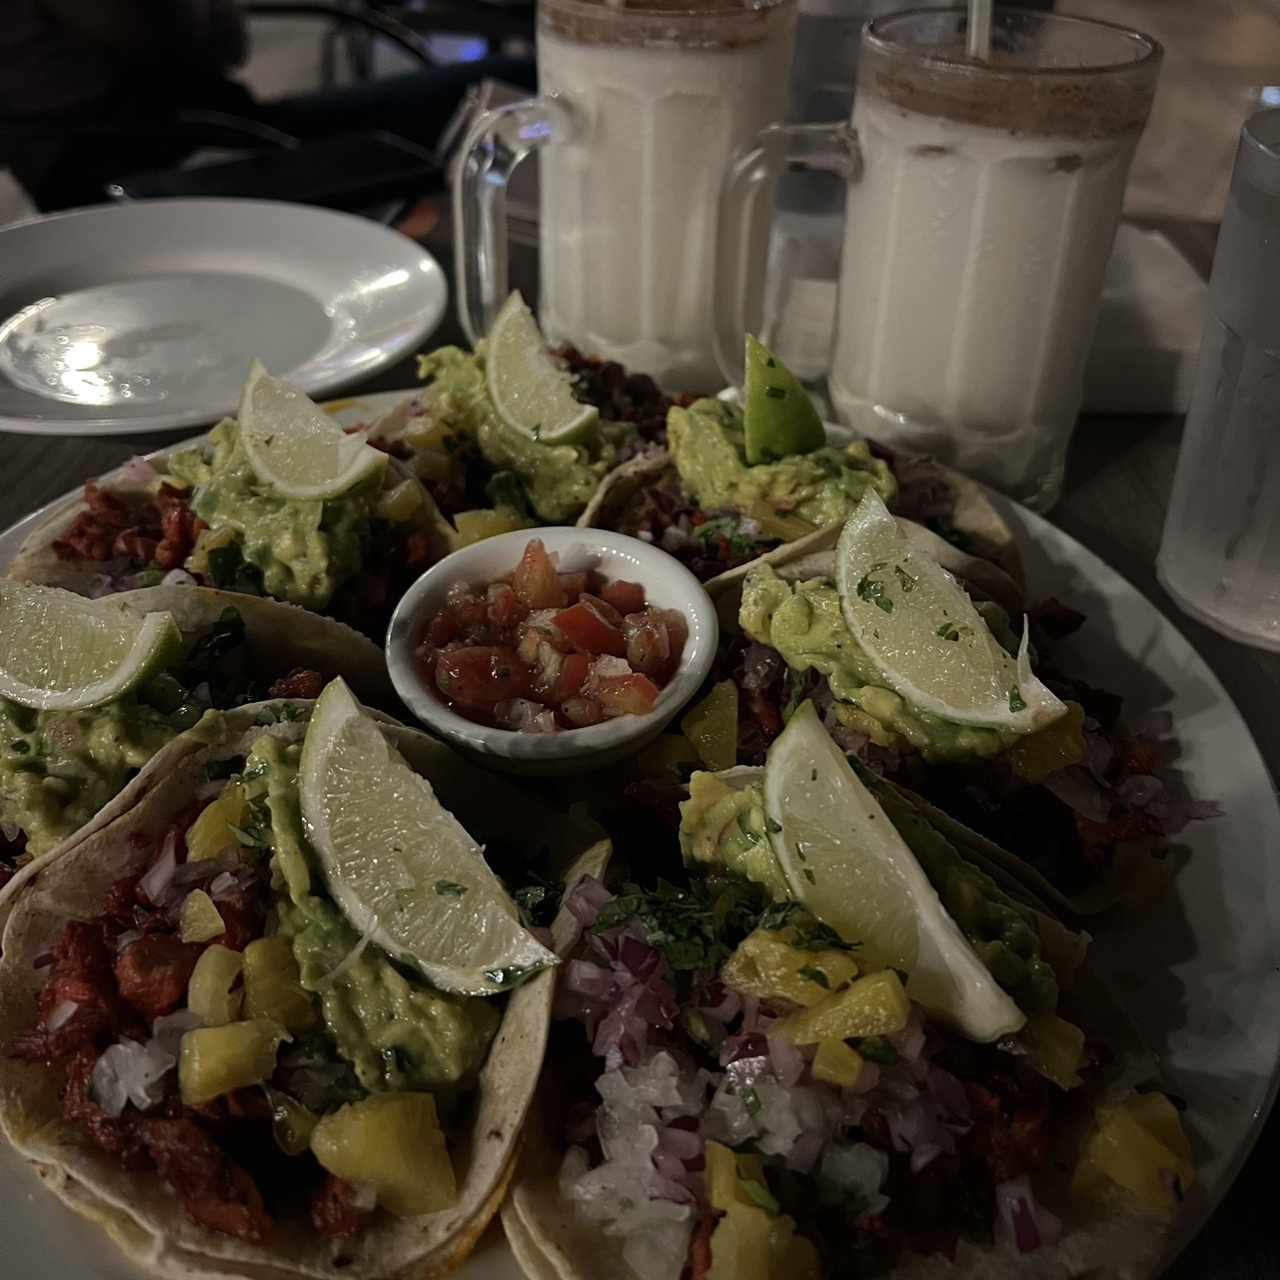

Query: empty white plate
[0,198,447,436]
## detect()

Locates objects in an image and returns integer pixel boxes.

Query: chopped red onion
[139,830,180,906]
[114,929,144,954]
[46,999,80,1032]
[1043,766,1112,822]
[564,959,612,1000]
[160,568,198,587]
[995,1177,1062,1253]
[768,1034,806,1088]
[118,456,158,488]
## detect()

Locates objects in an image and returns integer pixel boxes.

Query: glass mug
[454,0,797,393]
[716,7,1161,509]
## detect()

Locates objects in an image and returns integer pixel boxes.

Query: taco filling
[0,604,328,872]
[7,707,530,1252]
[530,711,1192,1280]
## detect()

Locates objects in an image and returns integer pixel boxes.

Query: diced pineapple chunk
[1020,1014,1086,1090]
[706,1141,767,1212]
[707,1203,772,1280]
[310,1093,456,1217]
[813,1039,864,1089]
[242,935,317,1033]
[722,929,858,1008]
[187,783,249,862]
[376,477,426,524]
[681,680,740,772]
[452,507,529,548]
[1008,701,1086,783]
[187,944,243,1026]
[771,970,910,1044]
[707,1202,822,1280]
[179,890,225,944]
[1072,1093,1193,1212]
[179,1019,289,1105]
[264,1085,318,1156]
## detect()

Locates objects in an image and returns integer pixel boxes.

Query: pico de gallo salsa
[415,539,688,733]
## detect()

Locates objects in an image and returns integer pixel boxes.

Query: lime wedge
[764,701,1025,1042]
[299,679,556,996]
[835,492,1065,732]
[0,582,181,711]
[742,334,825,464]
[486,291,598,444]
[238,360,387,500]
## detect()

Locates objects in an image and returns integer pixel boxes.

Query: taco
[501,704,1192,1280]
[0,582,393,877]
[575,398,1021,592]
[360,336,687,536]
[8,371,453,639]
[0,681,561,1278]
[703,494,1215,914]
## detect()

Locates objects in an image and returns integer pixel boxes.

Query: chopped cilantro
[1009,687,1027,712]
[856,566,894,614]
[742,1086,762,1117]
[803,867,817,884]
[893,564,918,593]
[858,1036,898,1065]
[435,880,468,897]
[797,965,830,989]
[758,901,855,952]
[936,621,971,642]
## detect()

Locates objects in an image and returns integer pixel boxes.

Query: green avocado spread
[668,399,897,535]
[0,697,175,857]
[245,735,500,1094]
[678,768,1057,1015]
[417,345,618,523]
[739,563,1012,762]
[168,419,384,610]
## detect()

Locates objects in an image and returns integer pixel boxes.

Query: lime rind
[742,333,825,465]
[0,583,181,711]
[764,701,1025,1042]
[238,360,386,501]
[485,291,598,444]
[299,679,556,997]
[835,492,1065,732]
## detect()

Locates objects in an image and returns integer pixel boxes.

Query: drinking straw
[967,0,992,59]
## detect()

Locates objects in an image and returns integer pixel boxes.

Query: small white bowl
[385,527,719,774]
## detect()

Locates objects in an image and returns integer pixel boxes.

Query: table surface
[0,219,1274,1280]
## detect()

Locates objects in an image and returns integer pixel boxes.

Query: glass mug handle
[453,96,577,345]
[713,121,861,387]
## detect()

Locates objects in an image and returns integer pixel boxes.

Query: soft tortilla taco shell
[0,703,554,1280]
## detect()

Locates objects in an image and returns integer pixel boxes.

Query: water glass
[1157,109,1280,651]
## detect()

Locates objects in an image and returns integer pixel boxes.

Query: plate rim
[0,199,446,437]
[0,396,1276,1277]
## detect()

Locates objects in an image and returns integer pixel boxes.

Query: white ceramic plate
[0,399,1276,1278]
[0,201,446,436]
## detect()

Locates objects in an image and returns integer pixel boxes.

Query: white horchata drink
[826,10,1159,509]
[536,0,795,392]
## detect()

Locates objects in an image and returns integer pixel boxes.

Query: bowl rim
[385,526,719,761]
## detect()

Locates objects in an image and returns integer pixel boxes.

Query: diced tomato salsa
[415,539,689,734]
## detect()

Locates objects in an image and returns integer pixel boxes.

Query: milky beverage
[828,18,1158,508]
[537,2,794,392]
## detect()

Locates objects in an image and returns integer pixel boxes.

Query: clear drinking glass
[716,7,1161,509]
[453,0,797,392]
[1157,109,1280,651]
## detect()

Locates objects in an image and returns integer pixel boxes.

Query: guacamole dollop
[417,346,618,523]
[669,399,897,534]
[739,564,1010,762]
[168,420,383,610]
[246,735,500,1093]
[678,769,1057,1015]
[0,697,175,857]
